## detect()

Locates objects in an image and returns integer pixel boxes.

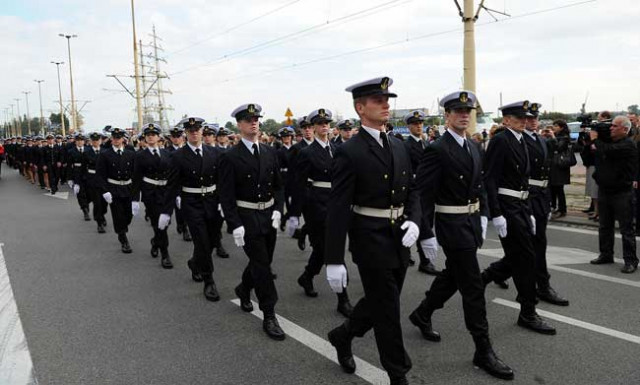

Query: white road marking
[231,299,389,385]
[546,265,640,289]
[0,244,38,385]
[493,298,640,345]
[43,192,68,200]
[547,224,624,240]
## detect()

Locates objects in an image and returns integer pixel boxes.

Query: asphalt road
[1,163,639,385]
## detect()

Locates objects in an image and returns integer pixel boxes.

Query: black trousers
[184,205,220,277]
[634,189,640,232]
[241,229,278,313]
[175,205,185,231]
[599,189,638,264]
[485,212,537,311]
[75,181,89,210]
[306,219,327,276]
[414,247,488,337]
[144,200,169,250]
[87,185,107,224]
[348,265,411,379]
[47,167,58,192]
[110,196,133,234]
[37,168,45,187]
[550,185,566,213]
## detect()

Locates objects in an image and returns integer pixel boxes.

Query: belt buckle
[257,201,266,210]
[200,186,206,195]
[390,207,400,221]
[468,203,475,215]
[521,191,529,200]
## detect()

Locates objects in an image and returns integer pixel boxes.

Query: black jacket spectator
[593,137,638,194]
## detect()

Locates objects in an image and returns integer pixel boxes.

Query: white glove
[481,216,488,240]
[400,220,419,248]
[132,201,140,217]
[420,237,438,261]
[530,215,536,235]
[271,210,282,230]
[158,213,171,230]
[286,216,299,237]
[102,192,113,204]
[326,264,348,294]
[218,204,224,218]
[233,226,245,247]
[175,196,181,210]
[492,216,508,238]
[73,184,80,195]
[548,212,552,221]
[67,180,74,188]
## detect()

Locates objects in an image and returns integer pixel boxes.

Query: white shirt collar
[76,146,84,151]
[112,145,123,153]
[283,144,291,149]
[186,142,203,155]
[410,134,423,143]
[241,137,259,154]
[302,138,314,146]
[507,128,523,142]
[362,125,384,147]
[446,128,466,148]
[524,129,537,140]
[147,146,160,155]
[93,146,100,152]
[315,137,330,148]
[217,144,228,149]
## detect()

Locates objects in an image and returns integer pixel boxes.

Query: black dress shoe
[150,240,159,258]
[97,224,106,234]
[160,250,173,269]
[203,282,221,302]
[297,234,306,251]
[337,298,353,318]
[517,312,556,335]
[328,326,356,374]
[263,315,286,341]
[389,376,409,385]
[121,241,132,254]
[235,284,253,312]
[418,261,440,276]
[408,257,416,266]
[409,310,441,342]
[82,208,91,221]
[182,227,192,242]
[216,245,230,258]
[187,260,203,282]
[176,224,183,234]
[495,280,509,289]
[621,263,638,274]
[590,255,614,265]
[537,287,569,306]
[473,337,514,380]
[297,272,318,297]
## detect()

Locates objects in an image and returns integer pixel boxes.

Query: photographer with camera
[589,115,639,273]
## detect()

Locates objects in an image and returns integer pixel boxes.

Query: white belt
[498,188,529,200]
[353,205,404,220]
[435,201,480,214]
[236,198,275,210]
[87,169,96,174]
[307,179,331,189]
[529,179,548,188]
[182,185,216,194]
[108,178,132,186]
[143,177,168,186]
[73,163,82,167]
[280,168,288,172]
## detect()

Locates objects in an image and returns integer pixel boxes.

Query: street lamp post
[59,33,78,133]
[9,104,15,137]
[22,91,32,136]
[13,98,21,136]
[51,61,67,136]
[130,0,144,132]
[34,80,45,135]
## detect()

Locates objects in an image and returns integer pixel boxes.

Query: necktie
[462,139,470,155]
[252,144,260,159]
[195,148,201,157]
[532,133,538,141]
[325,146,332,158]
[117,149,122,156]
[153,149,159,158]
[380,132,390,151]
[79,147,83,153]
[421,139,426,150]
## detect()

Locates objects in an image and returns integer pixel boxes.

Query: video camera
[577,114,613,142]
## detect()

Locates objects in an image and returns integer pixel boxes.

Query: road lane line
[231,299,389,385]
[493,298,640,345]
[0,244,38,385]
[547,224,623,239]
[546,265,640,288]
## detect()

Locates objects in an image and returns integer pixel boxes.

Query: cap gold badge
[248,104,255,114]
[459,92,468,103]
[380,77,389,90]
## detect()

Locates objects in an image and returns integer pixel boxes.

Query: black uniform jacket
[524,132,552,217]
[95,146,136,198]
[404,135,426,177]
[66,146,88,183]
[325,129,421,269]
[132,148,172,205]
[219,142,284,236]
[41,145,61,167]
[417,131,488,250]
[484,129,532,221]
[82,147,102,187]
[289,140,335,223]
[162,145,221,218]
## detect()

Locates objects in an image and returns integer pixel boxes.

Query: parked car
[567,121,581,143]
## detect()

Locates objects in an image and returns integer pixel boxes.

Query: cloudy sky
[2,0,639,131]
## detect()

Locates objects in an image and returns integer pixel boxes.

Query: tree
[261,118,279,134]
[49,113,70,131]
[629,105,639,114]
[224,121,237,132]
[539,111,571,121]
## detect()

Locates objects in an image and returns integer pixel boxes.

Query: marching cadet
[96,127,137,253]
[34,137,47,189]
[165,127,192,242]
[287,109,354,317]
[407,91,513,380]
[219,103,286,341]
[277,126,294,231]
[84,132,108,233]
[67,134,91,221]
[325,77,420,385]
[403,110,439,273]
[482,101,556,335]
[132,123,174,269]
[15,137,25,176]
[485,103,569,306]
[288,116,314,251]
[202,124,217,146]
[211,127,231,258]
[158,117,223,300]
[216,127,231,149]
[42,134,61,194]
[55,134,66,186]
[332,119,355,147]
